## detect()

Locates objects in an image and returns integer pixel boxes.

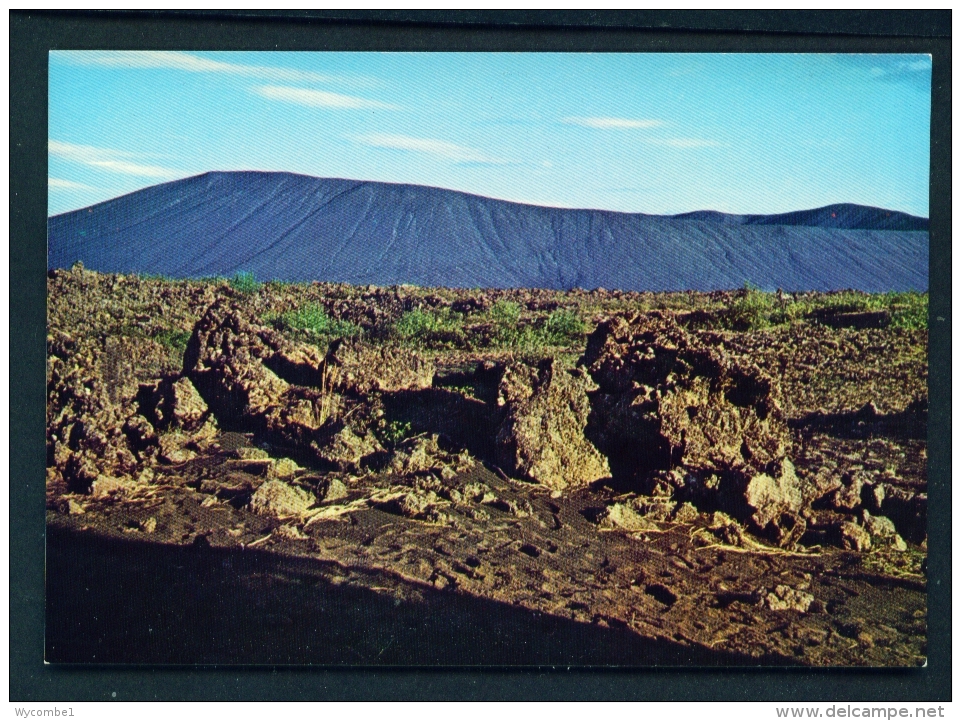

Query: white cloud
[253,85,398,110]
[560,116,719,148]
[352,133,510,165]
[562,116,664,130]
[55,50,373,87]
[48,177,95,190]
[49,140,177,178]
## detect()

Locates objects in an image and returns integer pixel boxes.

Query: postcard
[45,51,930,666]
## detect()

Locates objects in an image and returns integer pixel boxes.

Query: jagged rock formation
[494,359,610,490]
[579,314,803,543]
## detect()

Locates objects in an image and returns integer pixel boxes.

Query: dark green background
[11,10,951,701]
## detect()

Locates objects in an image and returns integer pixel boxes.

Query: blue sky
[49,51,932,217]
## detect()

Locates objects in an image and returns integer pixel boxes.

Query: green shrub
[376,419,413,447]
[155,328,191,353]
[394,307,465,347]
[486,309,587,352]
[887,291,928,330]
[268,304,360,340]
[495,324,539,351]
[542,308,588,345]
[722,287,928,331]
[395,308,445,338]
[725,283,775,330]
[137,272,175,282]
[488,300,522,326]
[229,271,261,294]
[265,279,296,290]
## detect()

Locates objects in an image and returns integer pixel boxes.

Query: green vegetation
[721,284,928,331]
[136,272,176,282]
[393,307,466,348]
[542,308,589,344]
[724,283,777,330]
[229,271,261,294]
[887,292,928,330]
[155,328,192,354]
[487,306,589,352]
[488,299,522,326]
[376,419,413,447]
[266,303,360,342]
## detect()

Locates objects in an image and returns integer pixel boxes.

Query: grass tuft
[720,285,928,331]
[155,328,191,354]
[229,271,261,294]
[394,307,466,347]
[266,304,360,341]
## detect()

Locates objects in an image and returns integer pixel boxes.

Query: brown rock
[321,478,349,502]
[831,470,867,511]
[60,498,86,515]
[740,459,803,530]
[495,359,610,490]
[311,424,383,472]
[839,521,872,551]
[157,433,196,465]
[249,479,315,518]
[122,414,158,452]
[862,510,908,551]
[580,314,799,541]
[137,377,208,431]
[167,376,209,430]
[376,490,443,520]
[672,501,700,523]
[387,434,471,477]
[183,302,337,451]
[861,481,886,513]
[234,447,270,460]
[324,338,434,394]
[878,486,927,544]
[269,457,301,478]
[184,303,294,422]
[581,314,789,480]
[764,584,815,612]
[63,452,100,492]
[90,475,136,498]
[601,502,659,532]
[803,466,844,504]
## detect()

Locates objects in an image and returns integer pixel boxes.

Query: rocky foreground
[46,267,928,665]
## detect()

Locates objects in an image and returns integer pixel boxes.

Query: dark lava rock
[839,521,872,552]
[47,331,141,489]
[183,301,335,451]
[495,358,610,490]
[877,485,927,544]
[582,314,788,473]
[580,314,800,542]
[830,470,868,511]
[310,422,384,473]
[136,375,211,432]
[249,479,316,518]
[122,414,158,453]
[324,338,434,394]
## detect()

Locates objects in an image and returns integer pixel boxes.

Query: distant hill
[672,204,927,231]
[47,171,929,292]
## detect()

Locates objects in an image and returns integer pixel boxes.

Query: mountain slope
[47,171,929,292]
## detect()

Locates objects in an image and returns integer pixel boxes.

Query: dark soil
[45,267,928,666]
